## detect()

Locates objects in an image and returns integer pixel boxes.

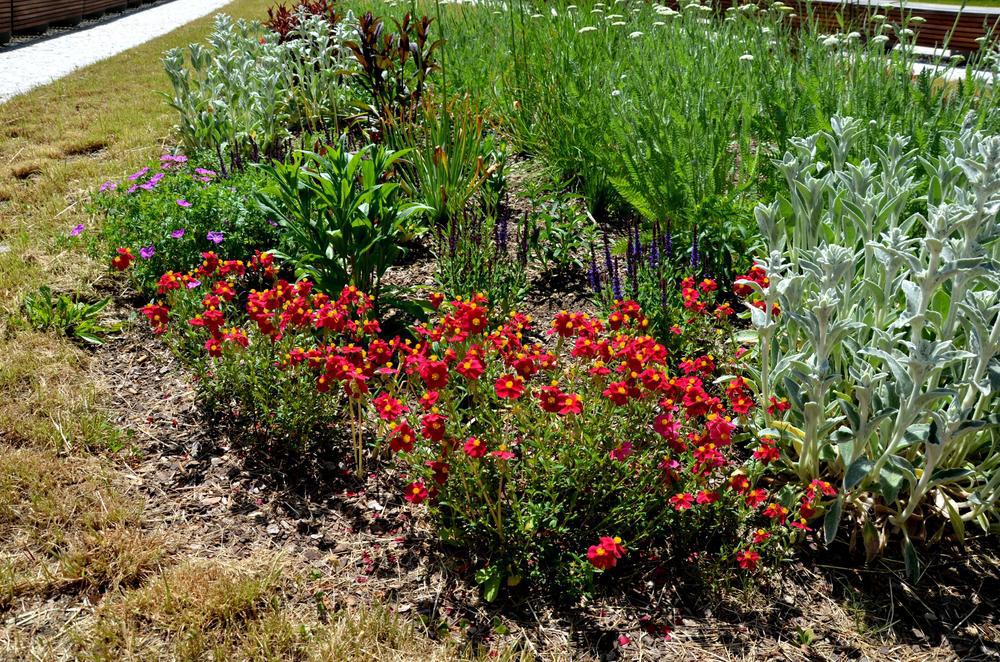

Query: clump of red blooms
[135,254,838,577]
[112,247,135,271]
[679,276,734,321]
[733,264,780,318]
[587,536,627,570]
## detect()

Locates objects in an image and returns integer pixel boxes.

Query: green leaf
[475,565,503,603]
[845,458,874,490]
[823,495,843,546]
[929,468,973,485]
[878,463,906,503]
[902,536,921,582]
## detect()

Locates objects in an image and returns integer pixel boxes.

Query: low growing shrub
[367,295,826,597]
[91,156,277,296]
[136,250,377,455]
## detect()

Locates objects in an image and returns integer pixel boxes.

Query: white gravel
[0,0,233,104]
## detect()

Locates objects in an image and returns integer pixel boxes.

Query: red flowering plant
[367,293,793,598]
[588,223,740,355]
[137,249,380,458]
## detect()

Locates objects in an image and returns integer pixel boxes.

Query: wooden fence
[1,0,151,44]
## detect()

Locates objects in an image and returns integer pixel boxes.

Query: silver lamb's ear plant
[746,117,1000,574]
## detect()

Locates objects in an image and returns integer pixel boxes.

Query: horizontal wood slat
[13,0,83,31]
[83,0,128,16]
[1,2,12,43]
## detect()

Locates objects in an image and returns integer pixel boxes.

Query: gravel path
[0,0,232,104]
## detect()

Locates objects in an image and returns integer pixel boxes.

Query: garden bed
[3,0,1000,658]
[80,308,999,659]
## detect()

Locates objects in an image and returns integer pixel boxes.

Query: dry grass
[70,556,522,662]
[0,447,165,611]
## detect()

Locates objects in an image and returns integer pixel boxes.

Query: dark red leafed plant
[266,0,341,43]
[345,12,443,125]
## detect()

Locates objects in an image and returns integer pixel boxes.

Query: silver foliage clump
[163,12,359,159]
[745,115,1000,565]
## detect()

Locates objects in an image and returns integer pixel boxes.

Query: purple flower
[69,223,85,237]
[611,257,623,301]
[160,154,188,169]
[99,180,117,193]
[139,172,165,191]
[176,199,192,208]
[267,218,279,228]
[193,168,217,183]
[587,249,602,294]
[126,184,139,194]
[170,228,186,239]
[139,245,155,260]
[186,279,201,289]
[127,167,150,181]
[206,231,224,245]
[690,226,700,269]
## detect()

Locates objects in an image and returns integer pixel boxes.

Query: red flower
[729,474,751,494]
[204,336,222,357]
[420,413,447,442]
[455,355,484,380]
[698,278,718,293]
[537,385,564,413]
[140,302,169,334]
[587,536,626,570]
[404,481,428,504]
[558,392,584,416]
[418,390,439,410]
[490,444,516,461]
[669,492,695,511]
[111,247,135,271]
[428,292,445,309]
[388,422,416,453]
[373,393,408,422]
[609,441,633,462]
[744,488,768,508]
[653,413,681,442]
[463,436,487,458]
[806,479,837,500]
[426,460,450,484]
[494,374,525,399]
[419,360,449,390]
[751,528,771,544]
[767,396,791,415]
[603,380,630,406]
[736,549,760,570]
[763,503,789,525]
[753,439,781,464]
[696,490,719,505]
